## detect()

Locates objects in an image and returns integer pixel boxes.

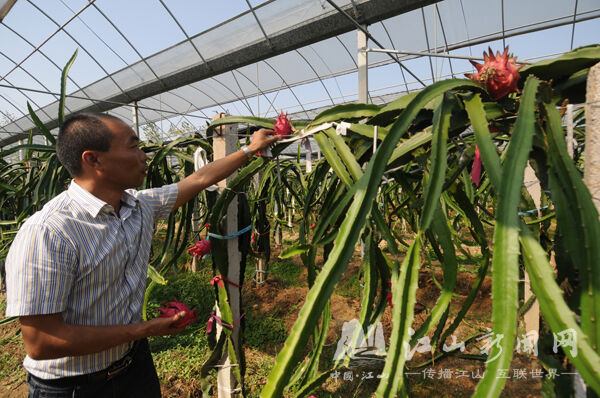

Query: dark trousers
[27,339,161,398]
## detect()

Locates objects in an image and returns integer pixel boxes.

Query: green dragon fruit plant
[204,44,600,398]
[4,43,600,398]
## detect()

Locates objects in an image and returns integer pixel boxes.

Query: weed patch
[269,260,303,287]
[244,312,287,350]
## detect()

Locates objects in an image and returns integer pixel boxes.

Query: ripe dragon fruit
[187,239,211,258]
[158,299,197,328]
[273,111,292,137]
[257,111,293,156]
[466,47,523,100]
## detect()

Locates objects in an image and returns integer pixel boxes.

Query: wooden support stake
[523,163,541,345]
[257,259,265,285]
[212,113,242,397]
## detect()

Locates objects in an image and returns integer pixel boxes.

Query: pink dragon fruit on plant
[158,299,197,328]
[273,111,292,137]
[187,239,211,258]
[466,47,523,100]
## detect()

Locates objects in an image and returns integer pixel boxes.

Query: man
[4,112,279,397]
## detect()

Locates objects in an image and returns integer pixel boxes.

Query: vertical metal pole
[287,188,292,228]
[373,126,378,153]
[358,25,369,259]
[132,101,140,137]
[274,200,281,247]
[19,139,25,161]
[358,25,368,104]
[212,113,242,397]
[254,171,266,285]
[304,138,312,174]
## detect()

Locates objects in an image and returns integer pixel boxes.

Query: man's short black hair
[56,113,123,177]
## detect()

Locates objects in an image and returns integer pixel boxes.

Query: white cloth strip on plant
[304,138,312,173]
[278,122,333,143]
[335,121,351,136]
[194,147,218,191]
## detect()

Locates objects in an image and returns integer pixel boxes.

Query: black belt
[30,340,141,388]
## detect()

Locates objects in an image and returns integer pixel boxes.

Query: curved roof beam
[26,1,135,106]
[244,0,273,49]
[30,0,193,134]
[91,3,196,128]
[0,24,79,114]
[570,0,579,50]
[378,21,409,94]
[232,67,279,115]
[0,0,94,84]
[501,0,506,48]
[0,93,30,134]
[334,35,375,101]
[241,0,316,118]
[458,0,473,57]
[0,0,17,22]
[434,4,455,79]
[2,77,54,123]
[0,92,26,133]
[156,0,251,117]
[0,85,209,141]
[187,83,229,115]
[0,51,59,121]
[324,0,427,87]
[228,71,255,116]
[295,49,335,106]
[308,45,347,103]
[420,8,436,82]
[262,60,310,120]
[13,0,434,132]
[336,36,358,70]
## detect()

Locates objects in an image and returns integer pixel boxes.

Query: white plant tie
[193,147,218,191]
[304,137,312,173]
[278,121,353,144]
[278,122,333,143]
[335,121,352,136]
[261,145,273,157]
[373,125,378,153]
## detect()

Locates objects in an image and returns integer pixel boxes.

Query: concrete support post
[358,26,368,104]
[212,113,242,397]
[358,26,368,260]
[575,60,600,398]
[523,164,540,344]
[132,102,140,137]
[584,62,600,211]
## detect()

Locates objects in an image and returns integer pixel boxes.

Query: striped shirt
[5,180,178,379]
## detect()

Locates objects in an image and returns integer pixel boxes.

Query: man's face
[96,118,148,190]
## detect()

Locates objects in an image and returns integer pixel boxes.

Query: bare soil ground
[0,317,27,397]
[0,241,544,397]
[237,235,544,398]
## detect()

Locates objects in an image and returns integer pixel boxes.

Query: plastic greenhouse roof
[0,0,599,146]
